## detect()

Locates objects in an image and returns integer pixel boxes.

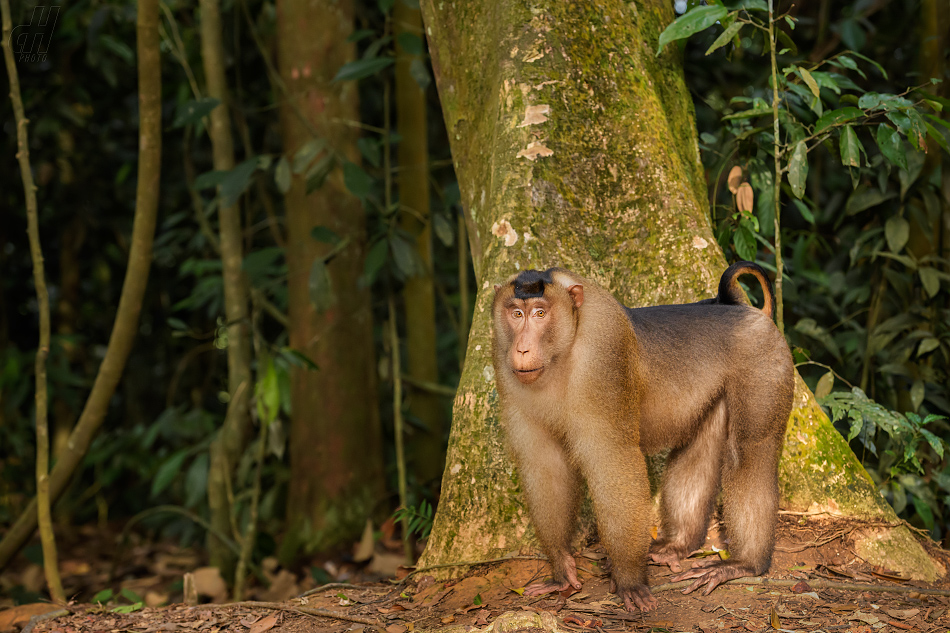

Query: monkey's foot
[523,553,581,596]
[670,562,756,596]
[523,580,579,597]
[609,579,657,612]
[648,541,688,573]
[648,550,683,573]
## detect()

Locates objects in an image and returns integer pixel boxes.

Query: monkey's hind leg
[672,419,783,595]
[508,419,583,596]
[650,400,726,573]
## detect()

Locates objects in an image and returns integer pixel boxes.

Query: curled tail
[716,261,776,320]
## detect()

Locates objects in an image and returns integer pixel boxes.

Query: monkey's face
[502,297,553,385]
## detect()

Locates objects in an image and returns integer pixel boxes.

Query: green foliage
[820,388,949,533]
[393,499,434,538]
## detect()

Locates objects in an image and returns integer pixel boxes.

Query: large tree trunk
[276,0,384,558]
[418,0,940,581]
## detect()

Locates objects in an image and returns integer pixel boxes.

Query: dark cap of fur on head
[513,269,554,299]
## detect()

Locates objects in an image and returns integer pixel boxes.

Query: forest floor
[2,515,950,633]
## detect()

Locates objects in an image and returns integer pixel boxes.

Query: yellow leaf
[737,183,754,212]
[769,606,781,629]
[799,67,820,99]
[728,165,743,194]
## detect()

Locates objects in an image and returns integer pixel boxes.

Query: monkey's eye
[512,309,524,318]
[535,309,546,318]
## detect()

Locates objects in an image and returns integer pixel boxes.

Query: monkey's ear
[567,284,584,308]
[494,284,502,294]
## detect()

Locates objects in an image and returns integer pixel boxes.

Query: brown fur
[491,264,794,610]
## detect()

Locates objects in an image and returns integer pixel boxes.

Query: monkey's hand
[609,579,657,612]
[670,561,756,596]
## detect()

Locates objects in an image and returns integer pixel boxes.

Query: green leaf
[397,32,424,55]
[924,121,950,156]
[787,140,808,199]
[256,359,281,425]
[656,5,729,55]
[733,225,756,261]
[919,428,944,458]
[311,226,342,245]
[409,58,431,90]
[885,216,909,253]
[918,337,941,357]
[167,317,188,331]
[839,124,863,168]
[845,185,897,215]
[793,199,814,224]
[221,158,259,207]
[815,371,834,400]
[391,235,419,277]
[112,603,143,614]
[876,124,907,171]
[433,213,455,247]
[473,594,483,606]
[99,34,134,64]
[172,98,221,128]
[293,139,327,174]
[919,267,941,298]
[798,67,820,99]
[332,57,394,82]
[347,29,376,43]
[911,379,925,412]
[363,239,389,285]
[343,161,374,198]
[721,107,773,121]
[306,155,336,194]
[794,318,841,360]
[93,589,114,603]
[309,259,335,312]
[275,156,292,194]
[814,107,864,133]
[851,51,888,79]
[152,450,188,497]
[357,137,381,168]
[705,20,743,55]
[184,453,208,509]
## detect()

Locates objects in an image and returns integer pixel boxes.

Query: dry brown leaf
[769,606,780,629]
[885,608,919,620]
[440,615,455,624]
[516,142,554,161]
[248,614,278,633]
[0,604,64,630]
[192,567,227,600]
[744,620,764,631]
[240,616,261,627]
[728,166,743,194]
[385,625,407,633]
[790,580,812,594]
[737,182,754,212]
[354,519,375,562]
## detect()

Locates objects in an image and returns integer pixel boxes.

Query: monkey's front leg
[507,418,583,596]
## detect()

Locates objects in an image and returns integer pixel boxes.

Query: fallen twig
[198,600,379,626]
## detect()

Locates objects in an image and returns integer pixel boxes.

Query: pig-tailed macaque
[492,262,794,612]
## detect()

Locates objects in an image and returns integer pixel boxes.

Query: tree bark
[276,0,384,558]
[199,0,254,576]
[395,0,443,487]
[417,0,940,581]
[0,0,162,571]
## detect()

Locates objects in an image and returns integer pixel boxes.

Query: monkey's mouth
[514,367,543,384]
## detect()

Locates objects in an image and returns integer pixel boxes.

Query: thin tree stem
[768,0,785,335]
[1,0,65,604]
[389,295,413,564]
